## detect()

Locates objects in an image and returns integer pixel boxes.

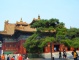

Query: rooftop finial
[38,14,40,20]
[20,18,23,22]
[5,20,9,23]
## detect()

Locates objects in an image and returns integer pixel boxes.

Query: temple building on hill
[0,16,39,54]
[0,15,75,54]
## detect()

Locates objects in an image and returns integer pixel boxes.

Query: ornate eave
[0,31,14,36]
[15,25,36,32]
[16,22,28,25]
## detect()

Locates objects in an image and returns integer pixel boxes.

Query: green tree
[24,18,67,53]
[66,28,79,39]
[72,37,79,48]
[60,28,79,49]
[60,39,73,47]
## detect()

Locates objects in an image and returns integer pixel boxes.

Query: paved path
[29,51,79,60]
[4,51,79,60]
[30,58,73,60]
[30,58,79,60]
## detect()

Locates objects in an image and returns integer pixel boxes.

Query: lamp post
[50,42,53,60]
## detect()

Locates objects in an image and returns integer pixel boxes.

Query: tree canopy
[24,18,79,53]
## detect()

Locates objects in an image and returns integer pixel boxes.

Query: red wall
[2,41,78,54]
[2,40,26,54]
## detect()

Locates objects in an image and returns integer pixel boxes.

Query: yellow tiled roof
[0,20,36,35]
[0,23,15,35]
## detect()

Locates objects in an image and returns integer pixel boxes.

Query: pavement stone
[4,51,79,60]
[30,58,74,60]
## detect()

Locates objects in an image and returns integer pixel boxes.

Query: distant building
[0,16,75,54]
[0,15,40,54]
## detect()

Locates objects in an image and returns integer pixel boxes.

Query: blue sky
[0,0,79,30]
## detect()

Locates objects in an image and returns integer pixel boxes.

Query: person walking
[7,54,10,60]
[73,49,78,60]
[63,50,67,59]
[11,56,14,60]
[1,53,5,60]
[17,54,20,60]
[24,54,29,60]
[18,54,23,60]
[59,50,62,59]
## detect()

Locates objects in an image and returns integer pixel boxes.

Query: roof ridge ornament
[20,18,23,22]
[5,20,9,23]
[38,14,40,20]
